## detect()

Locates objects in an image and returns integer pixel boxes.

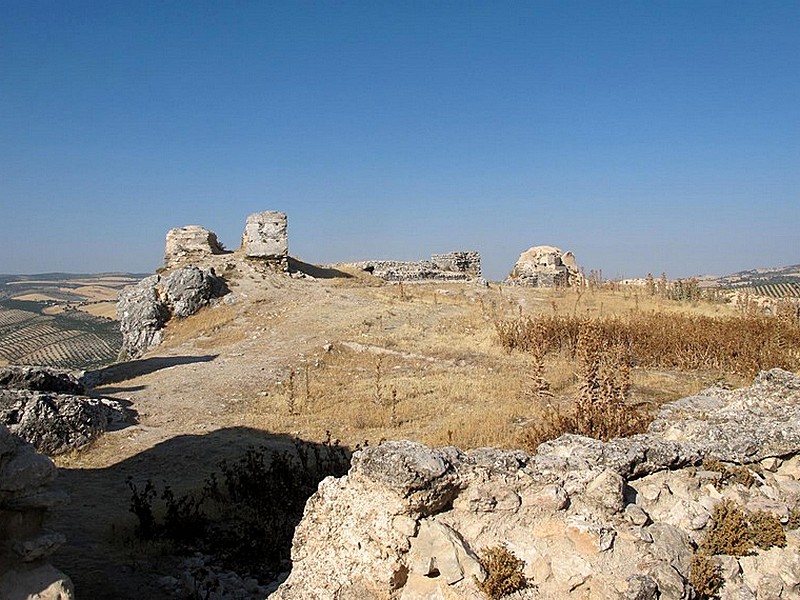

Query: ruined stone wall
[508,245,584,287]
[164,226,225,268]
[241,211,288,270]
[430,251,481,277]
[352,251,482,282]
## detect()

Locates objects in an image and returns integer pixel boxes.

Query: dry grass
[76,301,119,319]
[227,285,766,451]
[475,545,528,599]
[108,281,795,454]
[163,303,246,349]
[495,311,800,377]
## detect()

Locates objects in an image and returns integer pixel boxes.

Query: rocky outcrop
[0,367,127,455]
[0,367,85,396]
[274,369,800,599]
[508,246,584,287]
[351,251,482,282]
[0,424,74,599]
[164,225,225,267]
[117,265,229,358]
[242,211,289,267]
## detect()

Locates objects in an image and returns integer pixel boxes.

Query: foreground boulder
[0,367,127,455]
[0,424,73,599]
[117,265,229,358]
[274,369,800,599]
[508,245,584,287]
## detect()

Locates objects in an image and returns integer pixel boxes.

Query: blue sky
[1,1,798,280]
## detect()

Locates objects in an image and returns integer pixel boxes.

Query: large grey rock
[507,245,584,287]
[274,370,800,599]
[0,367,127,455]
[0,367,85,396]
[161,265,228,318]
[164,225,225,267]
[648,368,800,463]
[0,389,126,455]
[116,274,169,358]
[242,211,288,261]
[116,266,228,358]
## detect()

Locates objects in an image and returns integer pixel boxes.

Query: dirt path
[45,268,481,598]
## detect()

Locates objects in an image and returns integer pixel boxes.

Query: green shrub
[127,434,354,580]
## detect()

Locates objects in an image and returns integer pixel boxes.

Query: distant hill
[704,264,800,298]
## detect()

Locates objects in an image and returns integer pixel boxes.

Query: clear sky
[1,1,798,280]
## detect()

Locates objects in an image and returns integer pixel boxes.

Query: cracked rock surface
[273,370,800,599]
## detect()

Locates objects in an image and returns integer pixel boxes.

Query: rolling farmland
[0,300,122,369]
[0,273,143,370]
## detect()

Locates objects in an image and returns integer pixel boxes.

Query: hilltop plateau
[2,216,799,599]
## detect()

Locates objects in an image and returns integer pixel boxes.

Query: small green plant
[127,437,354,581]
[690,500,786,598]
[475,545,527,599]
[126,477,157,540]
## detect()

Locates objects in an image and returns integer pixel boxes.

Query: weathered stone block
[241,211,288,260]
[164,225,224,266]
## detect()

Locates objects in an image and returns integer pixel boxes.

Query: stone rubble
[350,251,482,282]
[273,369,800,599]
[157,553,278,600]
[507,246,584,287]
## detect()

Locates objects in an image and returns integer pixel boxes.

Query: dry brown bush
[475,545,528,599]
[495,311,800,377]
[518,325,650,450]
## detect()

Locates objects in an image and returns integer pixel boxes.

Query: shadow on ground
[288,257,353,279]
[85,355,219,387]
[48,426,353,600]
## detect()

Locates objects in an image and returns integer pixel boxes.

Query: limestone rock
[507,245,584,287]
[242,211,288,262]
[406,520,484,584]
[0,367,85,396]
[275,370,800,599]
[0,564,74,600]
[116,266,229,358]
[161,264,229,318]
[0,389,126,455]
[648,368,800,463]
[0,424,73,599]
[164,225,225,267]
